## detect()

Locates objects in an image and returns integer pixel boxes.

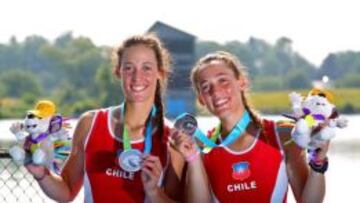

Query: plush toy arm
[291,119,312,148]
[335,117,348,128]
[289,92,303,106]
[8,145,26,164]
[50,128,69,142]
[289,92,303,117]
[10,122,27,141]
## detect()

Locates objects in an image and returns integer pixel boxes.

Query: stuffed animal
[8,100,71,172]
[287,88,348,149]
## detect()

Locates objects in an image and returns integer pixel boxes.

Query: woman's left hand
[313,140,330,161]
[141,154,163,197]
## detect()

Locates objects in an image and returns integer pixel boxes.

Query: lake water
[1,115,359,202]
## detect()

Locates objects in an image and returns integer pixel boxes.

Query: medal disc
[119,149,142,172]
[174,113,198,136]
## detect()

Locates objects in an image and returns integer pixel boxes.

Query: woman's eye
[123,65,133,72]
[143,65,153,72]
[200,84,210,93]
[219,78,229,85]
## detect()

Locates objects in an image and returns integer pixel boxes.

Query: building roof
[147,21,196,39]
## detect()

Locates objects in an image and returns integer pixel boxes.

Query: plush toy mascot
[8,100,71,173]
[287,88,348,149]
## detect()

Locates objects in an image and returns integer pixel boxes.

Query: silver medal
[119,149,142,172]
[174,113,198,136]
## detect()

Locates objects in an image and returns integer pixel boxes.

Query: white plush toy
[8,100,70,171]
[288,88,348,149]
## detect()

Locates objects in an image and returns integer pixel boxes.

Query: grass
[249,88,360,114]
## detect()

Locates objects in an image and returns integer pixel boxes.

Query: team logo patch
[232,161,251,181]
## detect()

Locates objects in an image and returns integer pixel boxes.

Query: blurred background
[0,0,359,202]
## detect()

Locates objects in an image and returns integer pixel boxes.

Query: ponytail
[154,80,165,140]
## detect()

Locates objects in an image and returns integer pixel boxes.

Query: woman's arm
[26,111,94,201]
[280,126,327,203]
[141,154,179,203]
[171,129,212,203]
[163,146,187,201]
[300,142,328,203]
[185,153,212,203]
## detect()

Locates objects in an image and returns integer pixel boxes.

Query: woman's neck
[223,122,258,151]
[221,109,259,151]
[123,100,154,133]
[220,109,247,136]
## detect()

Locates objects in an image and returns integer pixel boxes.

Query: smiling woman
[114,44,165,103]
[170,51,333,203]
[21,34,184,203]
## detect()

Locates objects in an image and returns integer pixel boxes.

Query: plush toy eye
[26,114,42,119]
[27,114,35,119]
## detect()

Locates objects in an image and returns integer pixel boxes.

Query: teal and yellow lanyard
[195,111,251,153]
[120,102,156,154]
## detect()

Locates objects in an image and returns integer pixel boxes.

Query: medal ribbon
[120,102,156,154]
[194,111,251,153]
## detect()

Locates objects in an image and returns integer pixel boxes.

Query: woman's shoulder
[259,118,294,134]
[75,107,113,134]
[272,120,302,156]
[257,118,296,148]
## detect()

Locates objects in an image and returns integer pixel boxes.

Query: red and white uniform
[203,120,288,203]
[84,107,169,203]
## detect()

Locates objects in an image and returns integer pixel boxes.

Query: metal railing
[0,148,50,203]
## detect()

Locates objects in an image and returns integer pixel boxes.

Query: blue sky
[1,0,359,65]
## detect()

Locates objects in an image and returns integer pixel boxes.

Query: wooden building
[147,21,196,118]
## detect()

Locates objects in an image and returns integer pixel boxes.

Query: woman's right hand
[169,129,199,162]
[25,164,50,181]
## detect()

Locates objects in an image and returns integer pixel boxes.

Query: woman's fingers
[141,155,163,191]
[315,140,330,160]
[142,155,162,174]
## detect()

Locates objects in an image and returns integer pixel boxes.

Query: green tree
[252,76,284,91]
[195,41,223,60]
[95,64,123,106]
[0,69,43,98]
[55,32,73,48]
[336,74,360,87]
[284,69,311,90]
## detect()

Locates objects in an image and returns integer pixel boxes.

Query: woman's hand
[314,141,330,160]
[141,154,163,197]
[25,164,50,181]
[169,128,199,162]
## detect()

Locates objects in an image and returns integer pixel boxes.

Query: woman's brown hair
[191,51,262,128]
[114,33,172,139]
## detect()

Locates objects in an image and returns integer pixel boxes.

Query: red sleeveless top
[203,120,288,203]
[84,108,169,203]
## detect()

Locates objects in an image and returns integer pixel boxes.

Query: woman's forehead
[122,45,157,62]
[198,61,234,77]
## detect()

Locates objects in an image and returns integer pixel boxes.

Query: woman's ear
[197,94,205,106]
[158,68,165,80]
[238,76,249,91]
[113,66,121,79]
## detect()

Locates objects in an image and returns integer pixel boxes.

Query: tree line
[0,32,359,118]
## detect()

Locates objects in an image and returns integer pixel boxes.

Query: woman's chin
[127,94,153,103]
[213,107,232,118]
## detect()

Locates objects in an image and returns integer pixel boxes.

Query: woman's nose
[209,84,222,96]
[131,69,145,81]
